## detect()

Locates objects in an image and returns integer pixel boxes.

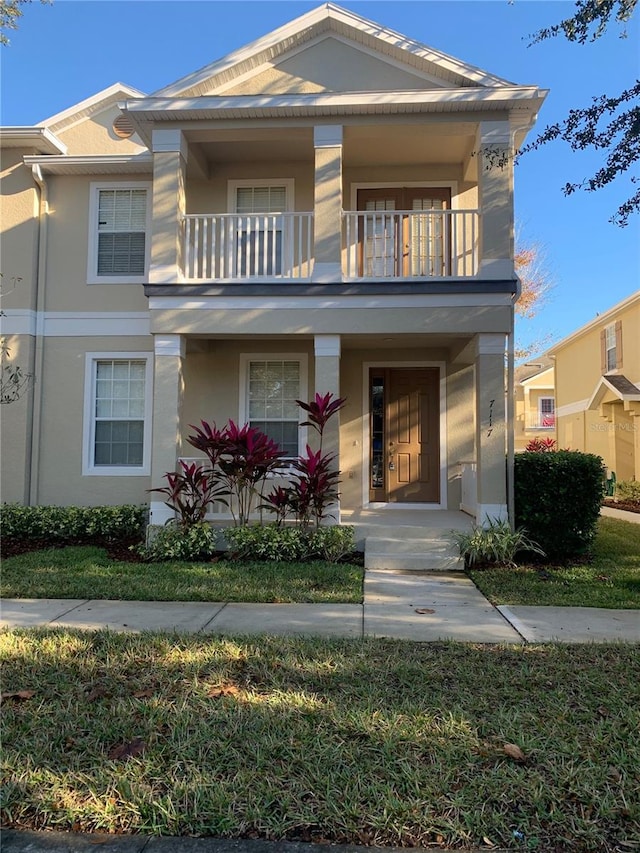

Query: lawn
[0,546,363,604]
[469,517,640,609]
[1,630,639,851]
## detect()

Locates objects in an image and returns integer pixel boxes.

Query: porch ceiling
[185,332,475,353]
[185,122,473,168]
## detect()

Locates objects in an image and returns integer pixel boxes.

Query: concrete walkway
[2,570,638,643]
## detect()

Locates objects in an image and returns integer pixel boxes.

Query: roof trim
[587,375,640,410]
[0,126,67,154]
[547,289,640,356]
[520,365,554,386]
[153,2,516,98]
[23,153,153,175]
[41,82,146,134]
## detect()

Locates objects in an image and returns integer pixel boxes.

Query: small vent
[112,114,134,139]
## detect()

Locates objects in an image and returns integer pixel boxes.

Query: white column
[476,120,514,280]
[149,129,188,284]
[475,333,508,524]
[314,334,341,523]
[312,125,343,283]
[149,333,185,526]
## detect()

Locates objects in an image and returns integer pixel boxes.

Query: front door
[369,368,440,503]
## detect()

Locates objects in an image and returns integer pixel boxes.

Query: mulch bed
[602,499,640,515]
[0,537,145,562]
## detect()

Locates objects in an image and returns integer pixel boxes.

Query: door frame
[361,360,448,510]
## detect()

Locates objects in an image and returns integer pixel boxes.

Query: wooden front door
[369,368,440,503]
[357,188,452,277]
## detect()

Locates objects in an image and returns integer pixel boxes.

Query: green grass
[469,517,640,609]
[1,630,638,851]
[0,546,363,603]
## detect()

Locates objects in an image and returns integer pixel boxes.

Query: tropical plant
[149,460,227,528]
[525,436,558,452]
[451,517,545,569]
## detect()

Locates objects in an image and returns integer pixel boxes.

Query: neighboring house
[0,3,548,526]
[548,290,640,482]
[514,358,556,451]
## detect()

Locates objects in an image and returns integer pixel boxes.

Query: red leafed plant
[297,392,347,442]
[149,460,227,527]
[526,437,557,452]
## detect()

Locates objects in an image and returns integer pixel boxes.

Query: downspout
[28,163,48,506]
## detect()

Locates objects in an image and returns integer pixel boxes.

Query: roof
[0,127,66,154]
[588,374,640,410]
[40,83,146,135]
[547,290,640,356]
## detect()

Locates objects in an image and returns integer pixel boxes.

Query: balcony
[525,412,556,430]
[181,209,479,283]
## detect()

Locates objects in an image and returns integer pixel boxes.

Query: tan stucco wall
[0,150,39,312]
[221,38,437,96]
[44,174,150,312]
[55,104,147,156]
[186,162,314,214]
[0,334,35,504]
[33,335,153,506]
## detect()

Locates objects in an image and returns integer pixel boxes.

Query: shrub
[224,523,307,562]
[451,518,544,569]
[306,525,355,563]
[614,480,640,503]
[0,504,146,544]
[525,437,557,452]
[138,522,217,562]
[149,461,228,527]
[223,523,356,564]
[514,450,605,559]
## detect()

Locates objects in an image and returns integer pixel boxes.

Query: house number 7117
[487,398,495,437]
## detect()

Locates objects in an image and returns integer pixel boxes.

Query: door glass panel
[364,199,397,277]
[371,375,385,490]
[410,198,445,276]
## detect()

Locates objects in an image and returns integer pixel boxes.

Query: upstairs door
[369,367,440,504]
[357,188,452,277]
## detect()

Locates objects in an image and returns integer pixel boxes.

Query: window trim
[605,323,617,372]
[538,396,555,428]
[227,179,294,213]
[239,352,308,460]
[82,352,153,476]
[87,181,152,285]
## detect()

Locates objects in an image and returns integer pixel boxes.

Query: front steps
[364,532,464,571]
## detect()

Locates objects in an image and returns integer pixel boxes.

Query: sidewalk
[2,570,638,643]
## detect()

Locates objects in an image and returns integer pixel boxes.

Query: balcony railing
[183,213,314,281]
[182,209,480,282]
[343,209,479,278]
[525,412,556,430]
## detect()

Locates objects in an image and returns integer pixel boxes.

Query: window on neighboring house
[240,354,307,458]
[83,354,152,475]
[601,321,623,373]
[539,397,555,429]
[230,181,292,277]
[88,183,150,283]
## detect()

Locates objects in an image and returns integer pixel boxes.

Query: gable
[154,3,513,99]
[220,36,444,97]
[54,102,147,155]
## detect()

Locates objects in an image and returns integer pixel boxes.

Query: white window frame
[82,352,153,476]
[227,179,294,278]
[87,181,152,284]
[239,352,308,461]
[605,323,617,372]
[538,396,555,429]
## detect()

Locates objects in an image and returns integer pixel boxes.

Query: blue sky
[1,0,638,356]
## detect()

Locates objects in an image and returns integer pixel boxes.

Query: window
[83,354,152,475]
[605,324,617,372]
[239,354,307,458]
[88,183,151,283]
[538,397,555,429]
[229,181,293,277]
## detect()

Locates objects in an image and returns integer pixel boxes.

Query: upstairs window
[602,321,623,373]
[229,180,293,277]
[538,397,555,429]
[88,183,150,283]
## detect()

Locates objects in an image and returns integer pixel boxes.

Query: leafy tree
[1,0,49,45]
[514,241,555,360]
[520,0,639,226]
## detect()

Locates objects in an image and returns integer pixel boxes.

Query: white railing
[342,209,479,278]
[183,213,313,281]
[525,413,556,430]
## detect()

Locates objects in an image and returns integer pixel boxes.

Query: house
[0,3,548,531]
[514,358,556,451]
[548,290,640,482]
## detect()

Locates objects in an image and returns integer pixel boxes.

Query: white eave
[587,375,640,410]
[0,126,67,154]
[153,2,517,98]
[121,86,547,146]
[23,153,153,175]
[40,83,146,135]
